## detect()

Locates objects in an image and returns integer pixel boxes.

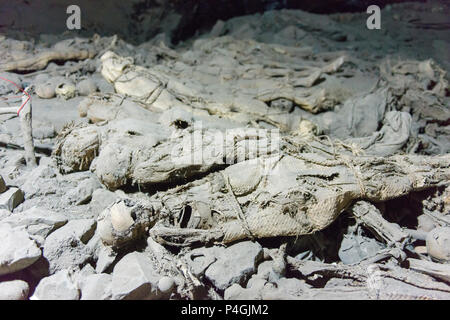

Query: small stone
[254,260,280,282]
[1,206,67,238]
[275,277,311,296]
[158,276,175,294]
[426,227,450,263]
[20,160,57,199]
[224,283,263,300]
[0,223,41,276]
[74,264,96,289]
[90,189,118,215]
[77,78,98,96]
[111,252,162,300]
[43,219,97,273]
[65,177,102,205]
[0,187,24,211]
[210,20,226,37]
[0,280,29,300]
[31,269,80,300]
[80,273,113,300]
[417,214,437,232]
[338,233,385,265]
[185,246,223,278]
[95,244,117,273]
[205,241,264,291]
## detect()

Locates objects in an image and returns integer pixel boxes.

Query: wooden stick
[0,87,37,167]
[0,107,20,114]
[19,87,37,167]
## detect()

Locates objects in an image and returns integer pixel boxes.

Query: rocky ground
[0,1,449,300]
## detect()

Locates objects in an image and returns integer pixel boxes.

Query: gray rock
[254,260,281,282]
[90,188,118,215]
[77,78,98,96]
[1,206,67,238]
[80,273,113,300]
[0,280,29,300]
[205,241,264,291]
[246,276,268,290]
[95,77,115,94]
[338,233,385,265]
[185,246,223,278]
[275,277,311,296]
[0,72,22,95]
[224,276,304,300]
[74,263,97,289]
[0,175,6,193]
[20,160,57,199]
[111,252,162,300]
[426,227,450,263]
[209,19,226,37]
[0,223,41,276]
[157,276,176,295]
[0,187,24,211]
[43,219,97,273]
[31,269,80,300]
[224,282,264,300]
[64,177,102,205]
[418,214,437,232]
[95,244,117,273]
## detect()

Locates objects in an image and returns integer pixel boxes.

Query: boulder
[111,252,162,300]
[0,280,29,300]
[95,245,117,274]
[185,246,223,278]
[64,176,102,205]
[80,273,113,300]
[31,269,80,300]
[90,188,119,215]
[338,233,385,265]
[0,223,41,276]
[0,187,24,211]
[1,206,67,238]
[204,241,264,291]
[43,219,97,273]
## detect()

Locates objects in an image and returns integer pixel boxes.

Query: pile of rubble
[0,2,449,300]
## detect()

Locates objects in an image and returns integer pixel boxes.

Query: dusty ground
[0,1,449,300]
